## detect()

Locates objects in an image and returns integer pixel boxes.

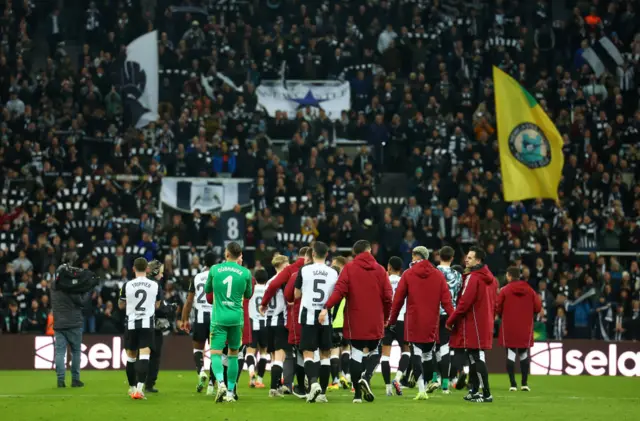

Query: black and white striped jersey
[295,263,338,326]
[389,274,406,321]
[264,275,287,327]
[120,276,162,330]
[188,270,212,324]
[248,283,268,330]
[578,221,598,250]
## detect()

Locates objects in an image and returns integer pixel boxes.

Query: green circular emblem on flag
[508,123,551,169]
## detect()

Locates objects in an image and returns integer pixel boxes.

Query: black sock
[398,353,410,378]
[295,362,306,388]
[361,355,369,378]
[271,362,283,390]
[477,360,491,397]
[507,356,517,387]
[194,351,204,374]
[136,358,149,385]
[245,354,256,371]
[330,357,339,381]
[439,353,450,388]
[223,364,228,386]
[257,358,267,378]
[520,357,530,387]
[304,359,319,384]
[448,351,460,380]
[423,357,435,386]
[366,353,381,380]
[237,357,245,383]
[350,358,363,399]
[469,362,478,393]
[320,360,330,393]
[126,360,137,386]
[340,353,350,375]
[381,359,391,384]
[411,354,423,385]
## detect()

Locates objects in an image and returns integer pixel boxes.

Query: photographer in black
[145,260,178,393]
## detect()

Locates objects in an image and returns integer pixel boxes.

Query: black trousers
[147,331,164,387]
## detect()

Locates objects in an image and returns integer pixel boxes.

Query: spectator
[568,288,594,339]
[1,300,24,333]
[25,299,47,333]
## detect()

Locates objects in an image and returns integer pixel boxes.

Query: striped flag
[582,36,624,77]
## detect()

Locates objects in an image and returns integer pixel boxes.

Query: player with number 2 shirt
[204,242,253,403]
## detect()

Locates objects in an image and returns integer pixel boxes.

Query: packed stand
[0,0,639,341]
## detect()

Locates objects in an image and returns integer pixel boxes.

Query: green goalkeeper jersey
[205,261,252,327]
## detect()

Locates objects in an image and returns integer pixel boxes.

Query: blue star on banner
[287,90,325,108]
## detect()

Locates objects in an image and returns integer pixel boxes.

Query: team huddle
[119,239,542,404]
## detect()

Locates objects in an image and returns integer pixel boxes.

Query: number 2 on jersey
[196,283,206,304]
[222,275,233,298]
[134,289,147,312]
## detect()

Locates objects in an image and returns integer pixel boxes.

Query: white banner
[124,31,159,128]
[160,177,253,214]
[256,80,350,120]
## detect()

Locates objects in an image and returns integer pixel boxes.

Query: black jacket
[51,279,85,330]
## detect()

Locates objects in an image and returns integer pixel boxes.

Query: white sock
[395,371,404,381]
[346,373,351,382]
[257,376,263,383]
[417,376,426,393]
[137,382,145,392]
[386,384,392,392]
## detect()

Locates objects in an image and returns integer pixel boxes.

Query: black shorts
[266,325,289,353]
[413,342,436,354]
[251,327,268,349]
[124,328,155,351]
[192,322,210,343]
[438,315,450,346]
[300,324,333,352]
[382,321,405,346]
[350,339,381,352]
[332,328,349,348]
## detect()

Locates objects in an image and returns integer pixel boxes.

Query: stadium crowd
[0,0,639,342]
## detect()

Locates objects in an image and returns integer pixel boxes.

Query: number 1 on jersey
[223,275,233,298]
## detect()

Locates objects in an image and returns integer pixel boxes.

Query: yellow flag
[493,66,564,202]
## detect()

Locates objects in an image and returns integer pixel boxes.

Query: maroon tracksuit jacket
[325,253,392,340]
[496,280,542,349]
[389,260,454,343]
[447,264,498,350]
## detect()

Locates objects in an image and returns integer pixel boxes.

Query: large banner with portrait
[160,177,253,215]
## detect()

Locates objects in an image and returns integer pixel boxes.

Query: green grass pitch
[0,371,637,421]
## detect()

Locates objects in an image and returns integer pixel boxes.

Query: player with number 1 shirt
[204,242,253,403]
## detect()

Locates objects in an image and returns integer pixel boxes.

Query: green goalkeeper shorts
[210,324,243,351]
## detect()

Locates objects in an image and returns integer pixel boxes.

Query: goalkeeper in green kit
[204,242,253,403]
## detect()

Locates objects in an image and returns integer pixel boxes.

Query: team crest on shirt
[508,122,551,169]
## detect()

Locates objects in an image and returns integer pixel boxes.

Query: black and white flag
[122,31,159,129]
[160,177,253,214]
[582,36,624,77]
